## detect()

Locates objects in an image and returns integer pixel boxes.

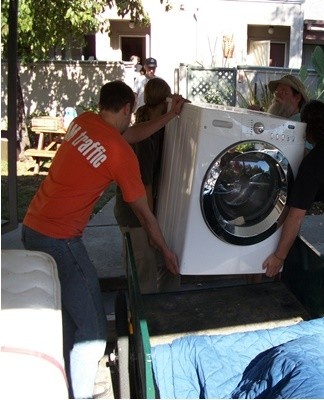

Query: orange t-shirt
[23,112,145,238]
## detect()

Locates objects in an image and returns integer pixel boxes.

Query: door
[270,42,286,67]
[121,36,146,63]
[200,140,293,245]
[248,40,270,66]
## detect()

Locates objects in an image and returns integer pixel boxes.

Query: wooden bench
[27,128,66,174]
[24,149,56,159]
[24,149,57,174]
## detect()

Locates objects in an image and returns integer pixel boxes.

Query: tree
[1,0,151,62]
[1,0,152,157]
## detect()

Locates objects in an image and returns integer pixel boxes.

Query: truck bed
[142,281,310,346]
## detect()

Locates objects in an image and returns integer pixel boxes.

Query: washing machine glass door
[201,140,293,245]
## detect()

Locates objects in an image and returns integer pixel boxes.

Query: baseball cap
[145,57,157,67]
[268,75,308,103]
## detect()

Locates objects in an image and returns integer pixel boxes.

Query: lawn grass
[1,159,116,223]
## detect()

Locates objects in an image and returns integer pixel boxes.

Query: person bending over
[115,77,181,293]
[22,80,185,399]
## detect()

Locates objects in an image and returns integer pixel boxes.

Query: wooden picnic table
[25,128,66,174]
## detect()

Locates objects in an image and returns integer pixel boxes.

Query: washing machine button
[253,122,264,134]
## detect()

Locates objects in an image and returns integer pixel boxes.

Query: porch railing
[176,64,320,107]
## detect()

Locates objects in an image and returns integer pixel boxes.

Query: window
[121,36,146,63]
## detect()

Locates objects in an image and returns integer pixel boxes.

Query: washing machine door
[201,140,293,245]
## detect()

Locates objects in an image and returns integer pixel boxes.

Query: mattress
[1,250,68,399]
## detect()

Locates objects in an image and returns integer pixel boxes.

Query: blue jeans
[22,225,107,399]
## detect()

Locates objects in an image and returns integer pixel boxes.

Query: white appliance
[157,102,306,275]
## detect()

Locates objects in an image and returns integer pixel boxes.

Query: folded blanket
[152,318,324,399]
[231,334,324,399]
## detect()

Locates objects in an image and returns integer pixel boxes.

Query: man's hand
[129,196,180,275]
[262,254,283,277]
[262,207,306,278]
[162,248,180,275]
[169,94,190,116]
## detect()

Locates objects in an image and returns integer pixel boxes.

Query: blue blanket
[151,318,324,399]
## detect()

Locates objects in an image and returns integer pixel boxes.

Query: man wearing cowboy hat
[267,74,309,121]
[249,74,310,285]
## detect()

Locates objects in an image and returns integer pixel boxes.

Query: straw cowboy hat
[268,75,309,103]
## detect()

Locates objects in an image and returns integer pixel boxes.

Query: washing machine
[156,102,306,275]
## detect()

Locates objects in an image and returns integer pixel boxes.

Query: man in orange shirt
[22,81,185,399]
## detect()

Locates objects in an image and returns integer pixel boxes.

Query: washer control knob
[253,122,264,134]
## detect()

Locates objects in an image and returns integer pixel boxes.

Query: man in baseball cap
[145,57,157,68]
[134,57,158,111]
[267,74,309,121]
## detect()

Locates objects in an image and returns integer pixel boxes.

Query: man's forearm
[275,208,305,260]
[136,209,168,254]
[129,197,179,274]
[123,109,177,144]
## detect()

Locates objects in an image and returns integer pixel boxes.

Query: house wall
[126,0,307,90]
[0,61,127,129]
[2,0,323,129]
[303,0,324,20]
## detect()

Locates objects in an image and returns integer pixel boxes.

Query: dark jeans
[22,225,107,398]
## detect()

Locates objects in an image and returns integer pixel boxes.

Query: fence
[177,65,237,105]
[176,64,321,107]
[1,61,321,129]
[1,61,133,128]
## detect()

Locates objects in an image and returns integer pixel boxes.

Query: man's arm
[123,95,186,144]
[144,184,154,212]
[262,207,306,277]
[128,196,179,275]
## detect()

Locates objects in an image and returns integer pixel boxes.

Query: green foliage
[298,46,324,100]
[1,0,149,62]
[237,46,324,110]
[76,97,99,113]
[204,88,222,105]
[236,71,258,109]
[203,83,234,106]
[236,142,255,153]
[2,0,99,61]
[299,65,308,82]
[311,46,324,100]
[159,0,173,12]
[115,0,150,26]
[258,79,273,110]
[312,46,324,76]
[236,71,272,111]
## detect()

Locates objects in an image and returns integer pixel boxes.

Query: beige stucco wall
[2,1,322,128]
[142,0,307,88]
[303,0,324,19]
[1,61,130,129]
